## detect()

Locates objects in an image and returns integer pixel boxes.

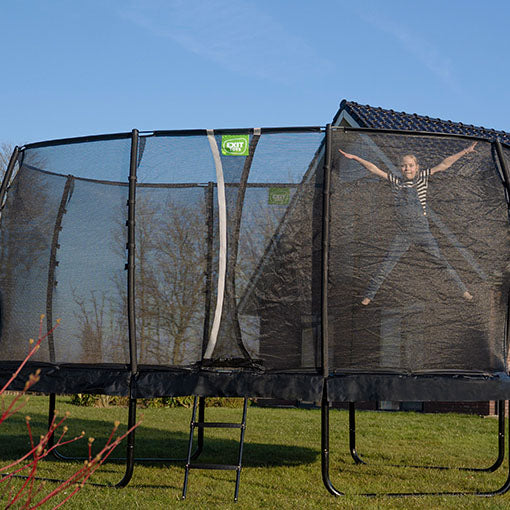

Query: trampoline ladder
[182,396,249,501]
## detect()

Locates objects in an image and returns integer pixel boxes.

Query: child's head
[400,154,419,180]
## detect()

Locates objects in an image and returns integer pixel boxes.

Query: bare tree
[71,191,208,367]
[0,142,15,177]
[129,194,207,365]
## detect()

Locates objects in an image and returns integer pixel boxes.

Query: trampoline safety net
[0,127,509,401]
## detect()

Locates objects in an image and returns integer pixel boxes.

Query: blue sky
[1,0,510,146]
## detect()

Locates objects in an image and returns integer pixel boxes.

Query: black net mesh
[23,137,132,182]
[0,138,131,363]
[329,130,510,374]
[0,128,508,389]
[0,167,62,360]
[132,131,326,371]
[52,178,129,364]
[132,135,216,366]
[217,131,325,370]
[134,185,208,366]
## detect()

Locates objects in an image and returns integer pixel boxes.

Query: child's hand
[338,149,357,160]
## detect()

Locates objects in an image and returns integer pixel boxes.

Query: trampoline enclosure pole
[321,124,332,378]
[495,141,510,196]
[127,128,139,376]
[320,125,343,496]
[117,128,139,488]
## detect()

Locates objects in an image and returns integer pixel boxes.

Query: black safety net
[0,136,132,365]
[133,131,325,372]
[1,127,509,401]
[329,130,510,375]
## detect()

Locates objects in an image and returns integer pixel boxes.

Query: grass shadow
[0,410,318,469]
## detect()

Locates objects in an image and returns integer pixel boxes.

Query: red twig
[27,419,142,509]
[0,316,142,509]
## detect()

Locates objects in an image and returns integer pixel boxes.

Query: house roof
[334,100,510,145]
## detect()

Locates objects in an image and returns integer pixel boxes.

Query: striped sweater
[388,168,430,217]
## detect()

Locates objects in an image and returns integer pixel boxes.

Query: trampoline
[1,125,510,497]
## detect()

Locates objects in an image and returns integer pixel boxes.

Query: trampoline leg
[377,403,510,496]
[190,396,205,461]
[463,399,510,497]
[321,389,343,496]
[47,393,56,450]
[492,400,506,473]
[115,397,137,488]
[347,400,503,473]
[234,398,249,502]
[464,400,505,473]
[320,394,510,497]
[182,396,199,500]
[349,402,366,465]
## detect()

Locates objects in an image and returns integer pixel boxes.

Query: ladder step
[182,396,249,501]
[193,422,243,429]
[188,463,239,471]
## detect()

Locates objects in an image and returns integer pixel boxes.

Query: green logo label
[268,187,290,205]
[221,135,249,156]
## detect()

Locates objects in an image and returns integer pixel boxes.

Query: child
[338,142,477,305]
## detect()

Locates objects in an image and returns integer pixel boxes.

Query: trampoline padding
[327,372,510,402]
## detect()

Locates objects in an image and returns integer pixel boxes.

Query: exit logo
[221,135,249,156]
[268,187,290,205]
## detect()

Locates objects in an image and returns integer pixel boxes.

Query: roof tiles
[335,100,510,145]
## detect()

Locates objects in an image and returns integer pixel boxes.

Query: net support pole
[321,385,343,496]
[495,141,510,195]
[494,141,510,377]
[117,128,139,488]
[46,175,74,362]
[127,128,139,377]
[321,124,344,495]
[321,124,332,378]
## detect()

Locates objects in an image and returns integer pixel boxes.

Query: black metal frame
[114,128,139,487]
[346,401,505,472]
[321,393,510,497]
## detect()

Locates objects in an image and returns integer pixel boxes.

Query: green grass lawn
[2,395,510,509]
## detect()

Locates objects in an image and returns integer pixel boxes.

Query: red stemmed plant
[0,315,141,509]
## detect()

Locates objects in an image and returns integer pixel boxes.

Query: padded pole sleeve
[204,130,227,359]
[321,125,332,377]
[127,129,139,374]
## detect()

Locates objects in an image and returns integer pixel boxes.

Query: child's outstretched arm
[338,149,388,179]
[430,142,477,174]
